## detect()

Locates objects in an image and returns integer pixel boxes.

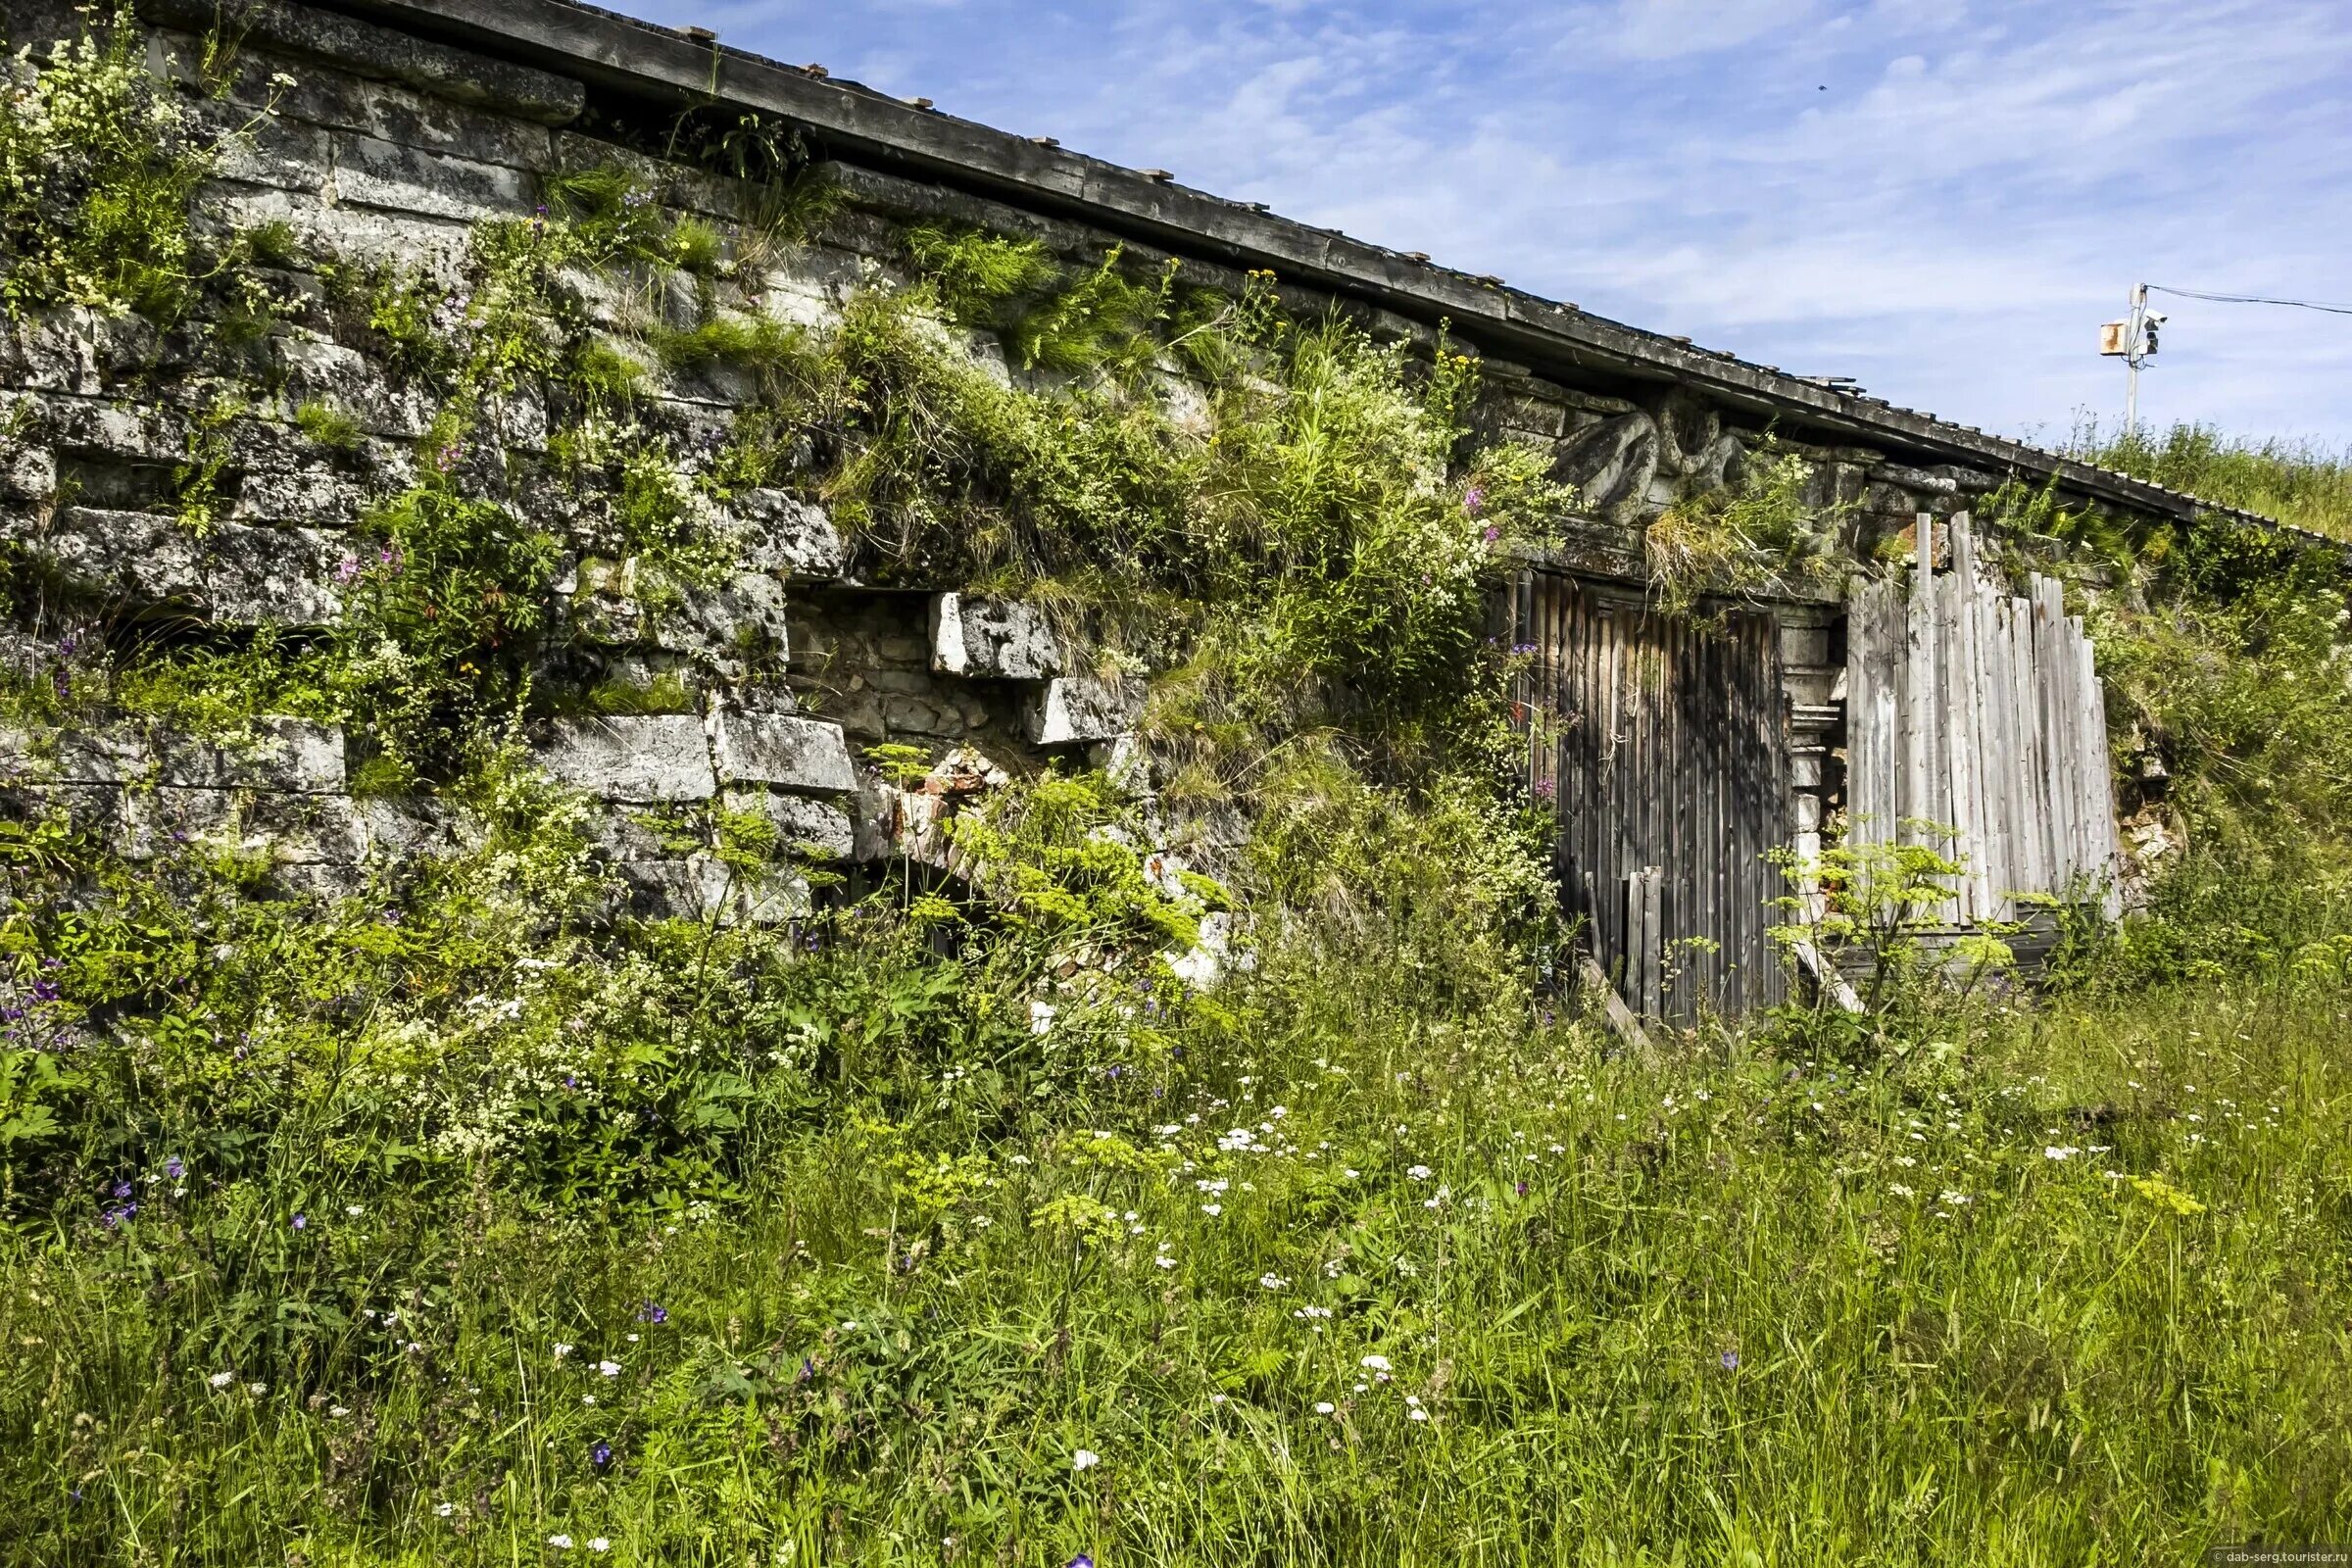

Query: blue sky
[611,0,2352,448]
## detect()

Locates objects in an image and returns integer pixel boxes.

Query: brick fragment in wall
[711,711,856,794]
[1027,676,1145,746]
[143,0,588,124]
[930,592,1062,680]
[730,490,846,579]
[537,715,717,803]
[329,134,536,222]
[723,787,856,861]
[24,509,343,628]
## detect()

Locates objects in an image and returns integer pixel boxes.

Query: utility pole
[2098,283,2163,433]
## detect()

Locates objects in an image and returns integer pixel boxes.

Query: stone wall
[0,0,2193,920]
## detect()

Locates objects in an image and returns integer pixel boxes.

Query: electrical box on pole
[2098,284,2162,430]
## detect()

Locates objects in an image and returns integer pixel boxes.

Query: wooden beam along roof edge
[315,0,2329,551]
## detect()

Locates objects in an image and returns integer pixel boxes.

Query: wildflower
[1210,1393,1228,1404]
[1360,1354,1392,1372]
[1463,484,1486,514]
[208,1371,235,1389]
[548,1535,573,1550]
[1066,1557,1094,1568]
[435,1502,455,1517]
[591,1441,613,1471]
[1200,1202,1221,1216]
[345,1204,365,1217]
[164,1155,184,1179]
[554,1344,574,1360]
[291,1214,308,1231]
[1072,1448,1101,1471]
[247,1383,268,1396]
[2043,1146,2081,1161]
[1154,1255,1176,1269]
[1888,1183,1915,1198]
[1258,1273,1288,1291]
[1719,1350,1739,1371]
[1406,1165,1433,1181]
[597,1360,620,1377]
[1313,1401,1335,1414]
[638,1301,667,1324]
[589,1542,611,1555]
[1407,1407,1430,1423]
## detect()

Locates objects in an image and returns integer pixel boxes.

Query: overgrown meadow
[3,12,2351,1566]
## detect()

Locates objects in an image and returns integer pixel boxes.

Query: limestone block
[1553,413,1660,517]
[0,446,55,503]
[0,309,98,395]
[330,134,533,222]
[615,856,733,922]
[1027,676,1145,746]
[712,711,855,794]
[356,796,480,859]
[735,867,814,925]
[145,0,586,124]
[538,715,716,803]
[190,96,331,192]
[122,787,368,862]
[586,806,701,862]
[723,786,855,859]
[732,489,846,579]
[931,592,1062,680]
[1649,388,1721,477]
[234,466,370,529]
[0,783,122,838]
[658,571,791,680]
[153,719,347,792]
[30,509,342,628]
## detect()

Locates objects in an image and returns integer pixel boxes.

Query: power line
[2147,283,2352,317]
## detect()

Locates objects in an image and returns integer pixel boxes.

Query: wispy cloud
[614,0,2352,443]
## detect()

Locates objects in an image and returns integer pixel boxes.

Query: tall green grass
[8,945,2346,1564]
[2067,417,2352,539]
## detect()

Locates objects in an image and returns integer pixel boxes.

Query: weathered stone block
[234,466,370,529]
[712,711,855,794]
[28,509,342,627]
[723,786,855,859]
[154,719,347,792]
[931,592,1062,679]
[615,856,733,922]
[1554,413,1660,517]
[146,0,586,123]
[331,134,533,221]
[1027,676,1145,746]
[658,571,791,680]
[356,796,480,859]
[538,715,716,803]
[0,446,56,503]
[732,490,845,579]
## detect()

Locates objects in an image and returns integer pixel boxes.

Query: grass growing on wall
[2068,417,2352,540]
